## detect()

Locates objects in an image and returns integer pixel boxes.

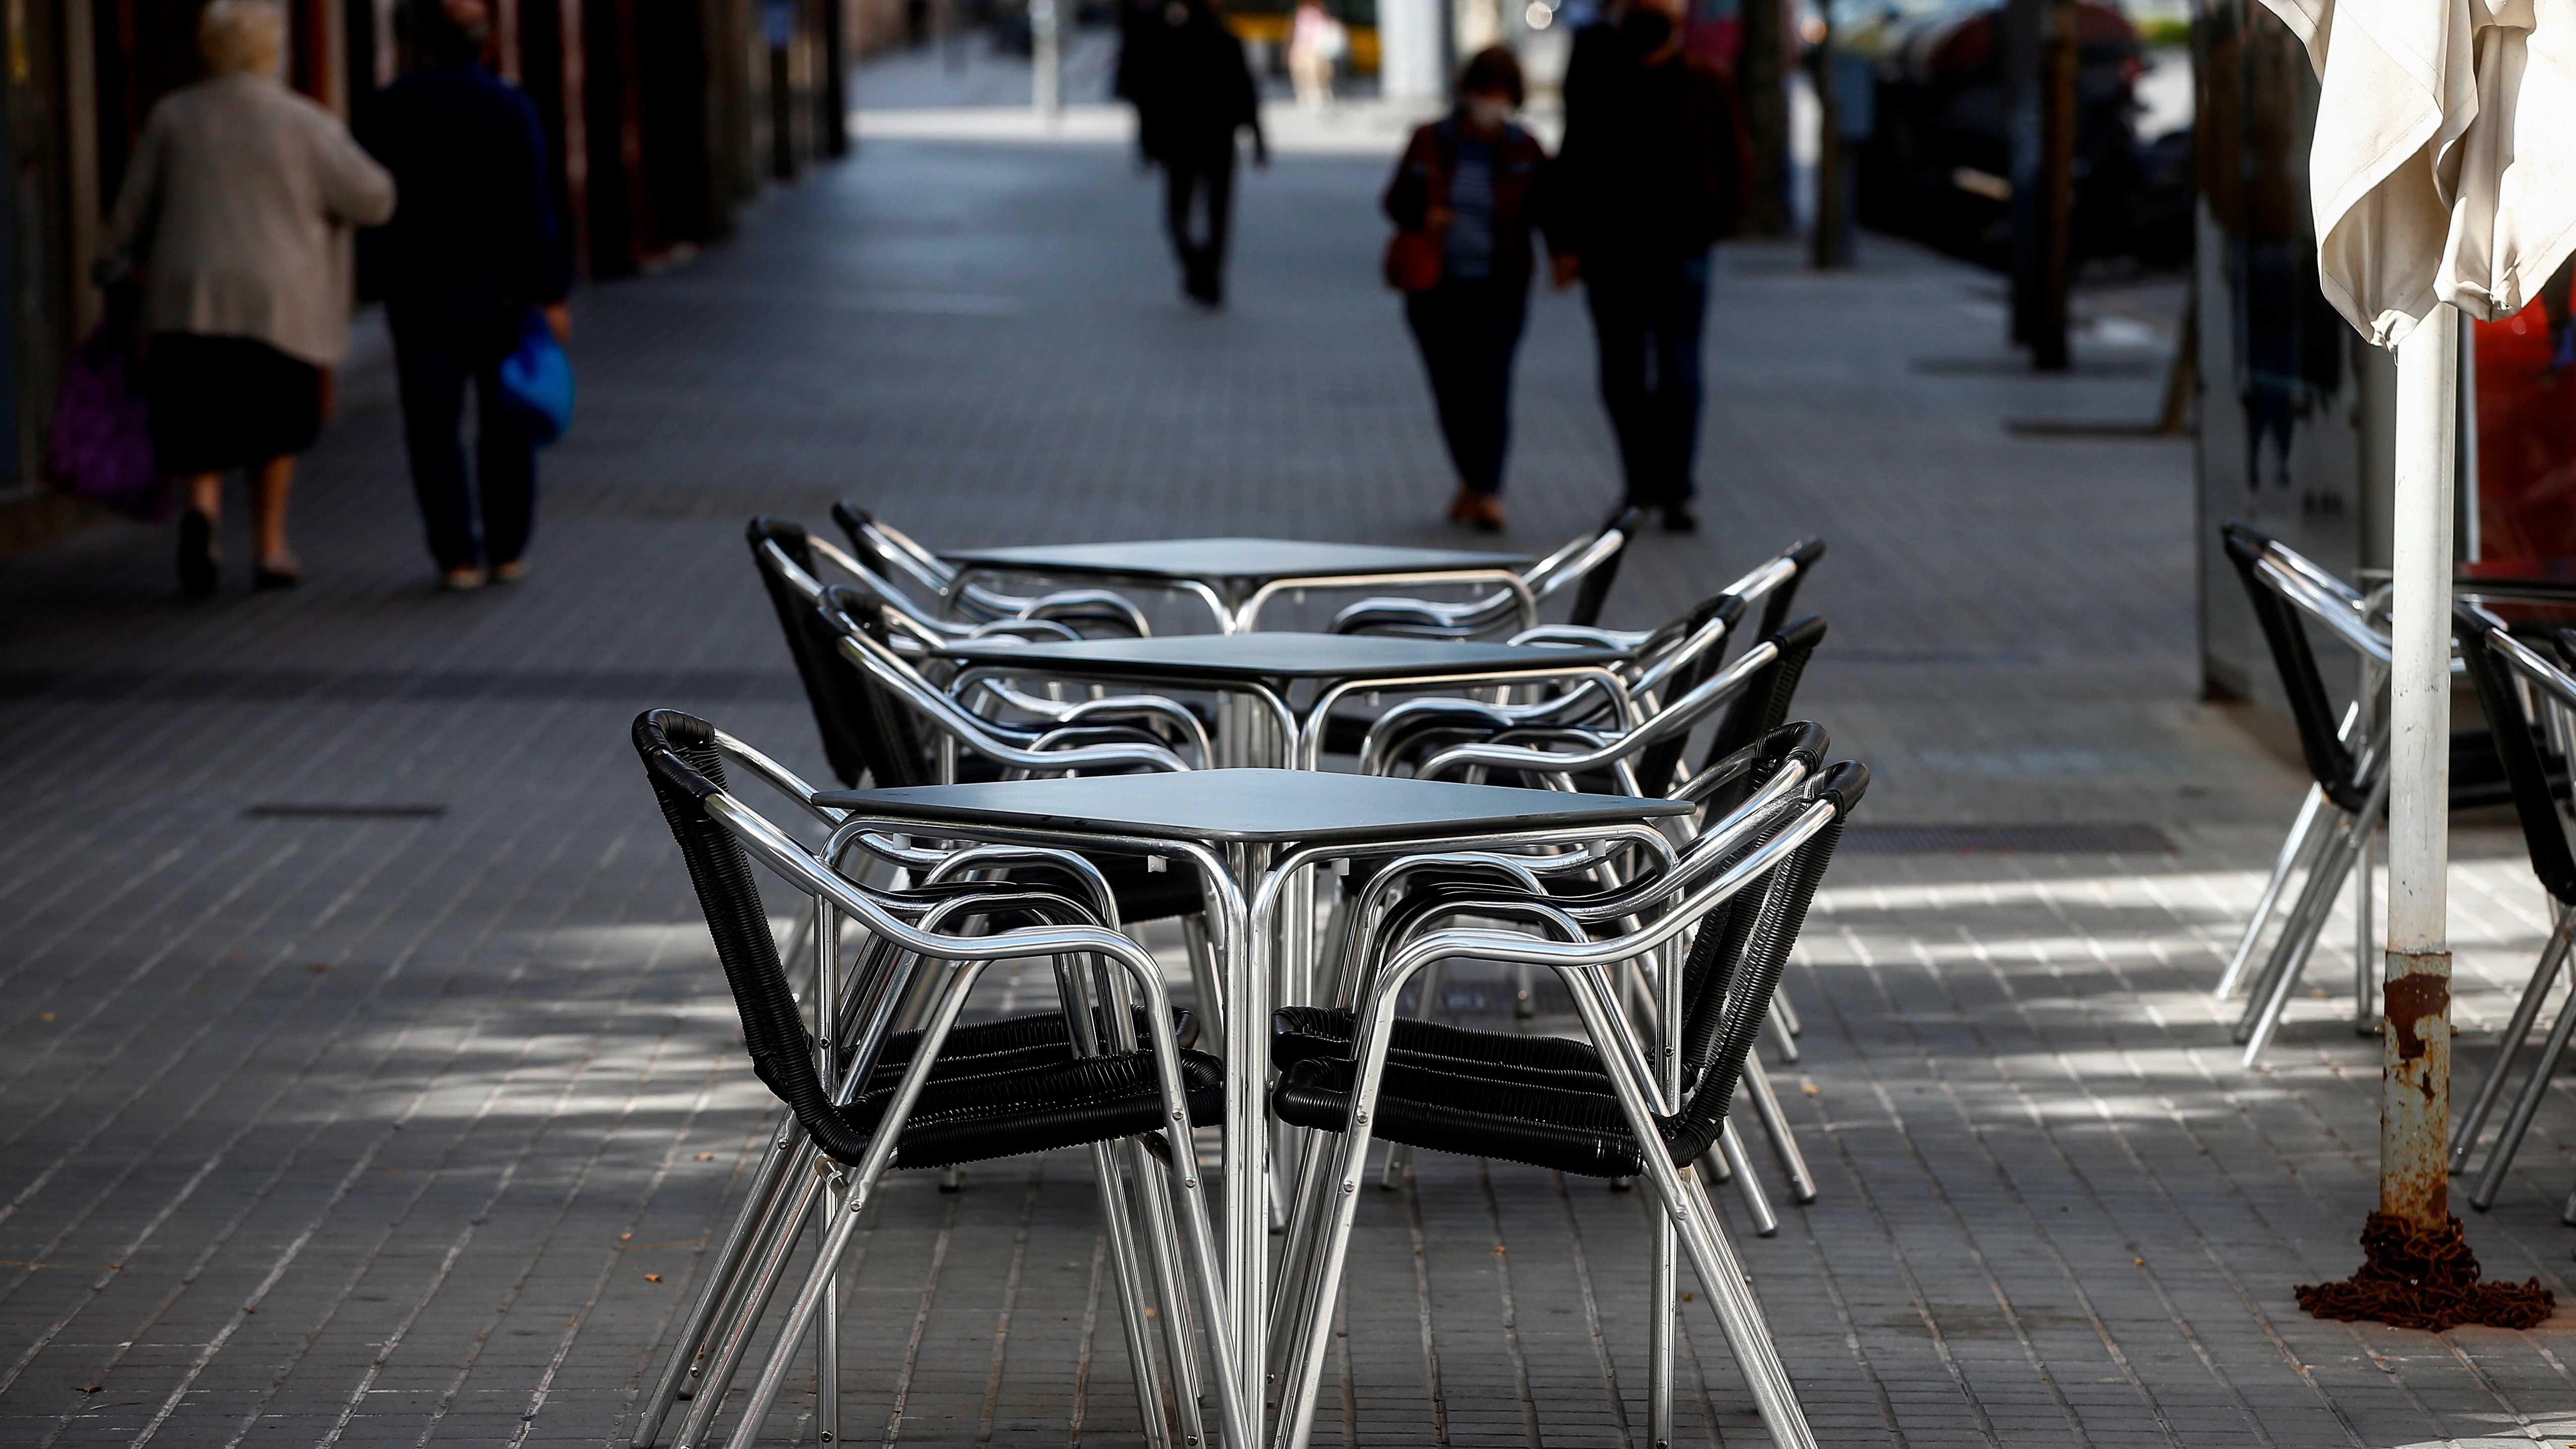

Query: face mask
[1466,97,1512,128]
[1620,4,1673,50]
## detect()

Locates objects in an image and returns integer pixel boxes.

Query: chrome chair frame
[2449,609,2576,1212]
[757,527,1219,758]
[1266,781,1849,1449]
[1325,508,1642,639]
[2219,530,2397,1065]
[634,715,1251,1449]
[819,587,1207,777]
[837,501,1157,637]
[1408,631,1792,795]
[629,723,1198,1449]
[1340,543,1814,768]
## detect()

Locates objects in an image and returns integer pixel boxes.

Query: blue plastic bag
[497,308,574,447]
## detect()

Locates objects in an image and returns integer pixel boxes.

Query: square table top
[938,537,1529,585]
[937,630,1628,684]
[814,768,1691,845]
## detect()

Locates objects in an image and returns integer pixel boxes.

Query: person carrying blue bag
[359,0,570,592]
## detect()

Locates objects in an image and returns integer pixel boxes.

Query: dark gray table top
[938,537,1528,584]
[814,768,1689,845]
[938,631,1627,683]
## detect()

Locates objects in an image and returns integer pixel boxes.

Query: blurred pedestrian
[359,0,570,592]
[1383,47,1548,532]
[1115,0,1268,307]
[1547,0,1746,533]
[1287,0,1345,109]
[99,0,395,595]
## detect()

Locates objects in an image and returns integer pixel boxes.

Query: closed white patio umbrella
[2256,0,2576,1328]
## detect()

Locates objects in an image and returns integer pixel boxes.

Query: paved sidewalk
[3,85,2574,1449]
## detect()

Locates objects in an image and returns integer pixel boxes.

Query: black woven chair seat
[866,1007,1198,1094]
[854,1044,1226,1169]
[1272,1052,1711,1179]
[1272,1004,1600,1080]
[1270,1005,1723,1177]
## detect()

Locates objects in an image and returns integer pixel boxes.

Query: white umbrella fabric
[2254,0,2571,1329]
[2261,0,2576,343]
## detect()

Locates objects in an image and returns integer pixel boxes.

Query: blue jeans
[393,319,537,573]
[1583,250,1711,505]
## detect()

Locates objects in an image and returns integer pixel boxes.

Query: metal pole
[2381,303,2458,1230]
[1032,0,1061,119]
[2029,0,2077,371]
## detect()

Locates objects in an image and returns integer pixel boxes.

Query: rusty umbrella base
[2297,1212,2555,1331]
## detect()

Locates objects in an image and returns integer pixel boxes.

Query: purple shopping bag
[45,322,163,520]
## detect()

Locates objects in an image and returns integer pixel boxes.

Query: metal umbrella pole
[2378,305,2458,1234]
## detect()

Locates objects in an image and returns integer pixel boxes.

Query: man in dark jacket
[1546,0,1745,532]
[359,0,569,590]
[1116,0,1267,307]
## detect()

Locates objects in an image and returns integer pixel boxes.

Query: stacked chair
[2218,524,2521,1064]
[833,502,1155,637]
[2448,604,2576,1215]
[631,511,1857,1447]
[1326,505,1647,638]
[1268,724,1866,1449]
[1329,533,1826,775]
[628,711,1244,1449]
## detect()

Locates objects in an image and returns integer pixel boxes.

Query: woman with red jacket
[1383,48,1550,532]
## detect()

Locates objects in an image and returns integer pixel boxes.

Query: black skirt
[146,333,322,476]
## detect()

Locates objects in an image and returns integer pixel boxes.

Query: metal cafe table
[812,768,1694,1429]
[937,537,1532,634]
[938,629,1634,769]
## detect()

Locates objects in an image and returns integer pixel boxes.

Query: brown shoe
[1462,493,1506,533]
[1447,489,1479,525]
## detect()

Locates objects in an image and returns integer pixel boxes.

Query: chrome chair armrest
[1019,588,1154,637]
[1510,624,1655,651]
[965,617,1086,644]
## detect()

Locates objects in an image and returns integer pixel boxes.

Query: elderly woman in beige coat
[101,0,394,594]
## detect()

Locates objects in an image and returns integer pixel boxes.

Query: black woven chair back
[1567,505,1646,628]
[1696,614,1828,783]
[2221,523,2372,810]
[1278,739,1857,1178]
[2457,608,2576,906]
[816,583,945,788]
[830,499,911,586]
[1625,591,1746,793]
[749,518,882,788]
[1755,536,1827,641]
[635,709,896,1164]
[1647,761,1862,1160]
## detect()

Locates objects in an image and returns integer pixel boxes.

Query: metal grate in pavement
[242,803,449,820]
[0,667,803,704]
[1842,821,2175,854]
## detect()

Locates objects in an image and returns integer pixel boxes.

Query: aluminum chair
[1404,616,1827,799]
[627,713,1191,1448]
[751,518,1206,761]
[1330,724,1833,1216]
[834,500,1155,636]
[1265,744,1866,1449]
[2218,526,2397,1064]
[1324,533,1824,765]
[2449,608,2576,1212]
[630,710,1248,1449]
[1326,505,1647,639]
[2218,525,2526,1066]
